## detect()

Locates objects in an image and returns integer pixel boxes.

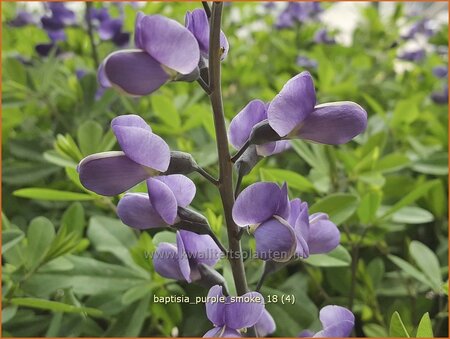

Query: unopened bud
[197,264,229,295]
[173,207,212,235]
[235,145,262,177]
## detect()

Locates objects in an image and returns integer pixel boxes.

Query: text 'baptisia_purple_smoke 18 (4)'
[75,4,368,338]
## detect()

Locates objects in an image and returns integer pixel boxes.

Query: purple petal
[147,178,178,225]
[78,151,152,196]
[134,12,145,49]
[294,207,310,258]
[228,100,267,149]
[97,61,111,88]
[176,231,192,282]
[203,327,241,338]
[206,285,226,326]
[275,183,290,220]
[138,15,200,74]
[111,115,170,172]
[99,19,122,40]
[255,309,276,337]
[232,182,282,226]
[117,193,165,229]
[254,217,296,262]
[295,101,367,145]
[155,175,196,207]
[179,230,221,267]
[185,9,229,60]
[307,213,340,254]
[256,140,291,156]
[102,50,171,96]
[153,242,185,280]
[225,291,265,329]
[48,29,66,42]
[111,114,151,131]
[299,329,316,337]
[314,305,355,337]
[267,71,316,137]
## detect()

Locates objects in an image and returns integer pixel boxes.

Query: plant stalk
[209,2,248,296]
[85,3,99,68]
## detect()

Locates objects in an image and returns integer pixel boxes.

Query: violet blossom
[398,48,426,62]
[232,182,340,261]
[297,55,318,69]
[185,8,229,61]
[9,10,36,27]
[313,28,336,45]
[98,12,200,96]
[275,2,322,29]
[266,71,367,144]
[228,99,291,157]
[153,230,221,283]
[78,114,170,196]
[299,305,355,337]
[117,174,196,227]
[203,285,266,337]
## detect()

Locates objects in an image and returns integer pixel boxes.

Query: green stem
[209,3,248,296]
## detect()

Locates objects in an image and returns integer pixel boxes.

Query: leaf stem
[231,139,251,163]
[209,2,248,296]
[202,1,212,18]
[195,166,219,186]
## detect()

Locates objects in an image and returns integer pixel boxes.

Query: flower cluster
[98,9,228,96]
[76,7,364,338]
[431,65,448,105]
[89,5,130,47]
[275,2,322,29]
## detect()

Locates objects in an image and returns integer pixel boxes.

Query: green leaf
[77,120,104,156]
[61,202,85,237]
[304,245,351,267]
[87,216,138,266]
[23,255,149,297]
[2,305,18,324]
[390,311,410,337]
[309,193,359,225]
[388,255,434,289]
[10,298,103,317]
[2,229,25,254]
[357,190,382,225]
[373,153,410,173]
[409,241,442,291]
[379,180,439,219]
[392,207,434,224]
[259,168,315,192]
[412,153,448,176]
[416,313,433,338]
[26,217,55,269]
[151,95,181,129]
[43,150,77,168]
[13,188,97,201]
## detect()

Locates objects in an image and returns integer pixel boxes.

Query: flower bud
[234,145,262,177]
[173,206,212,235]
[174,66,200,82]
[197,264,229,294]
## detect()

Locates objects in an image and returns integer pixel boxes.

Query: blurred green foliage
[2,2,448,337]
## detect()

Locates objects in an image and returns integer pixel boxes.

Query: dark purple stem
[208,2,248,296]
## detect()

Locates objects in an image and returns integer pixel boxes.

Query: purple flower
[267,71,367,144]
[433,65,448,78]
[297,55,318,69]
[99,18,130,47]
[117,174,196,227]
[153,231,221,283]
[78,114,170,196]
[203,285,265,337]
[35,43,60,57]
[402,19,434,40]
[299,305,355,337]
[314,28,335,45]
[275,3,322,29]
[228,99,291,157]
[185,9,229,60]
[89,7,110,23]
[9,11,35,27]
[232,182,339,261]
[47,2,76,25]
[431,85,448,105]
[398,49,426,62]
[98,12,200,96]
[76,69,87,80]
[255,309,276,337]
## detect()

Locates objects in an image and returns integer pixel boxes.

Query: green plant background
[2,1,448,337]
